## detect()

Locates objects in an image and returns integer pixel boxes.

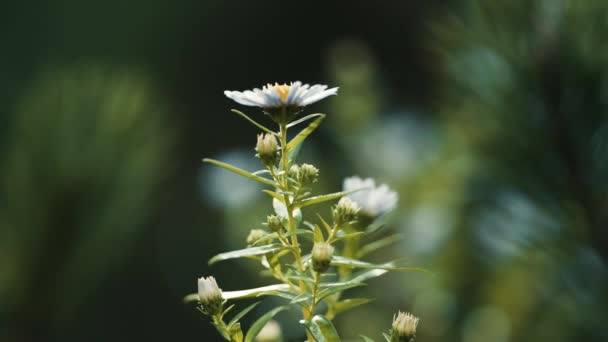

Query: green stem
[309,271,321,316]
[212,315,232,341]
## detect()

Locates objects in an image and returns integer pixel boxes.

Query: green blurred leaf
[360,335,376,342]
[244,306,290,342]
[302,315,341,342]
[331,256,429,273]
[209,244,286,265]
[316,282,366,303]
[356,234,403,258]
[314,224,325,243]
[203,158,277,187]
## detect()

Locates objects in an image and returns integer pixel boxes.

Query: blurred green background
[1,0,607,341]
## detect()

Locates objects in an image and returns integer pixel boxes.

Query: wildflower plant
[185,82,424,341]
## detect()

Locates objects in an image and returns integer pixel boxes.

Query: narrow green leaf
[203,158,276,187]
[244,306,290,342]
[316,214,333,236]
[316,282,366,303]
[357,234,403,258]
[286,113,324,129]
[285,114,325,153]
[332,298,374,316]
[382,332,392,342]
[313,224,324,243]
[331,256,429,273]
[360,335,376,342]
[228,302,260,328]
[332,231,365,243]
[262,189,285,203]
[231,109,277,136]
[349,269,389,283]
[209,244,285,265]
[183,284,292,303]
[294,190,350,209]
[302,315,340,342]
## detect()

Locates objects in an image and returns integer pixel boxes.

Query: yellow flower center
[273,83,291,102]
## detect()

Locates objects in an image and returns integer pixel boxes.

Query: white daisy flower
[224,81,338,110]
[343,176,398,218]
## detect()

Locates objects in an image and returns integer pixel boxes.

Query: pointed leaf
[209,244,285,265]
[203,158,276,187]
[331,231,365,243]
[332,298,374,316]
[286,113,325,129]
[360,335,376,342]
[382,332,391,342]
[302,315,340,342]
[231,109,276,136]
[349,269,389,283]
[183,284,292,303]
[313,224,324,243]
[316,282,366,303]
[316,214,333,236]
[294,190,350,209]
[357,234,403,258]
[228,302,260,328]
[331,256,429,273]
[244,306,290,342]
[285,114,325,153]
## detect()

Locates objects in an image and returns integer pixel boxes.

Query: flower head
[332,196,360,226]
[311,242,335,273]
[343,176,398,219]
[391,311,419,342]
[225,81,338,110]
[197,276,224,315]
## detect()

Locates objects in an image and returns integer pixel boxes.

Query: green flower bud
[299,163,319,185]
[332,197,360,226]
[229,322,244,342]
[287,164,300,180]
[247,229,268,246]
[391,311,419,342]
[197,276,224,316]
[255,133,278,166]
[311,242,334,273]
[265,214,283,232]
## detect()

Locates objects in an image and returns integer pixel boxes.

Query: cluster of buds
[390,311,419,342]
[255,133,279,166]
[246,229,268,246]
[197,276,224,316]
[332,197,360,226]
[311,242,335,273]
[288,163,319,186]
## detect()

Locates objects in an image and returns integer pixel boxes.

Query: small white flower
[197,276,224,315]
[343,176,398,217]
[224,81,338,109]
[391,311,419,342]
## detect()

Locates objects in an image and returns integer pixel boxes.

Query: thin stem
[309,271,321,317]
[212,315,231,341]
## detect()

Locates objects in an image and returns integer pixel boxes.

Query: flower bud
[332,197,360,226]
[247,229,268,245]
[255,320,283,342]
[311,242,334,273]
[287,164,300,180]
[255,133,279,166]
[265,214,283,232]
[197,276,224,316]
[299,163,319,185]
[229,322,244,342]
[391,311,419,342]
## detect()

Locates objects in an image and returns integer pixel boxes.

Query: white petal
[300,87,339,106]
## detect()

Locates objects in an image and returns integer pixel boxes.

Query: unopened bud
[299,163,319,185]
[332,197,360,226]
[247,229,268,245]
[288,164,300,180]
[265,214,283,232]
[311,242,334,273]
[197,276,224,316]
[391,311,419,342]
[255,133,279,166]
